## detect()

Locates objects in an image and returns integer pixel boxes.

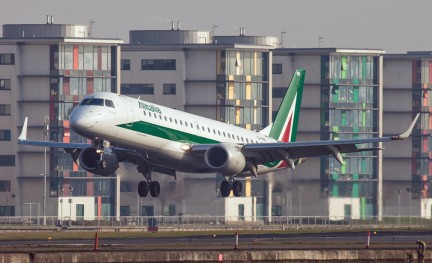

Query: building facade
[383,52,432,218]
[120,29,278,220]
[0,22,122,221]
[272,48,386,220]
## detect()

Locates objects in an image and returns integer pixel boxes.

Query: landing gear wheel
[138,181,149,197]
[220,181,231,198]
[232,181,243,197]
[149,181,161,197]
[100,160,107,169]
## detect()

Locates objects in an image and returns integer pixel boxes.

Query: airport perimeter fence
[1,215,432,229]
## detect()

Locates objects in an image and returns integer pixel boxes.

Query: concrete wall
[57,196,96,220]
[121,50,186,110]
[329,197,361,220]
[4,249,426,262]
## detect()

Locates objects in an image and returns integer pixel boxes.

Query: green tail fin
[269,68,305,142]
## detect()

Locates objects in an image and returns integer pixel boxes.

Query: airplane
[17,69,419,198]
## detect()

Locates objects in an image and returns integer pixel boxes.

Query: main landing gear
[137,160,160,198]
[220,177,243,198]
[138,181,160,198]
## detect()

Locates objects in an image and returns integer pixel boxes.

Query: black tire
[138,181,149,197]
[233,181,243,197]
[149,181,161,197]
[220,181,231,197]
[101,159,107,169]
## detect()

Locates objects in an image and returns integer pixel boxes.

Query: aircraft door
[121,96,134,126]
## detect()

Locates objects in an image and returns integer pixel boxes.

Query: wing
[17,117,90,149]
[18,117,176,177]
[192,114,419,167]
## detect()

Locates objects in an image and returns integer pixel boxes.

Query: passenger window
[208,128,211,132]
[202,126,205,131]
[218,131,221,135]
[185,122,188,127]
[175,119,178,124]
[143,111,147,116]
[164,116,167,121]
[159,115,162,120]
[170,117,172,122]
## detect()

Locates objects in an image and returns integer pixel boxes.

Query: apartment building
[0,21,122,220]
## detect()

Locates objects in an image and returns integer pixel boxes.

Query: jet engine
[204,143,246,175]
[78,147,119,176]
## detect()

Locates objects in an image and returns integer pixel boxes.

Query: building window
[121,84,154,95]
[76,204,84,219]
[0,206,14,216]
[0,54,14,65]
[121,59,130,70]
[272,205,282,216]
[272,87,286,98]
[272,63,282,74]
[0,130,11,141]
[141,59,176,70]
[141,206,154,216]
[0,155,16,167]
[120,206,130,216]
[0,104,10,115]
[120,181,133,192]
[0,79,11,90]
[238,204,245,220]
[0,180,11,191]
[163,205,176,216]
[163,84,176,95]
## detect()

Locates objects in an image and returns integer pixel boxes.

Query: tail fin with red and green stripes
[268,68,305,142]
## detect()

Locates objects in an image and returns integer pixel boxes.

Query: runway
[0,230,429,252]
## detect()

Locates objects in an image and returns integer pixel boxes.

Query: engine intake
[204,143,246,175]
[78,147,119,176]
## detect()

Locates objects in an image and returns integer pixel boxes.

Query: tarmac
[0,229,430,262]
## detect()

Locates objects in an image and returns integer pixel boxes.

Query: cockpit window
[79,98,91,105]
[89,98,104,106]
[79,98,110,107]
[105,100,115,108]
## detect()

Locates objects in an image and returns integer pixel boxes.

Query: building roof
[274,47,385,56]
[121,43,275,51]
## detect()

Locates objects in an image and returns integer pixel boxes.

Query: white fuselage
[69,92,280,175]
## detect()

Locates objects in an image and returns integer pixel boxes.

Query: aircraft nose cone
[70,111,91,132]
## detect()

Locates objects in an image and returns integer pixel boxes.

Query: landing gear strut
[220,177,243,198]
[137,159,160,198]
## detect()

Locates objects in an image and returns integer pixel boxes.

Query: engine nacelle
[204,143,246,175]
[78,147,119,176]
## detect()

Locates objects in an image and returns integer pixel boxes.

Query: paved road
[0,230,430,252]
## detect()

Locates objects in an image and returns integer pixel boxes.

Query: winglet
[391,113,420,140]
[18,117,28,141]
